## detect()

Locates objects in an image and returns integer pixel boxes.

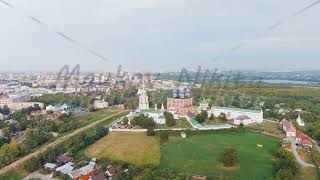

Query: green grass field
[159,132,279,179]
[84,132,160,165]
[248,121,283,135]
[77,107,118,127]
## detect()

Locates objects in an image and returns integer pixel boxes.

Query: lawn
[84,132,160,165]
[248,121,283,135]
[76,107,118,126]
[159,132,279,179]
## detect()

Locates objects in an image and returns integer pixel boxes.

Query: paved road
[0,111,127,176]
[23,171,56,180]
[290,138,316,168]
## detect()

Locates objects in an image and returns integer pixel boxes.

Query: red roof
[296,131,308,139]
[296,131,312,146]
[301,138,312,146]
[280,119,296,132]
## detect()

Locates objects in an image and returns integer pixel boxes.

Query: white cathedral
[138,81,150,110]
[130,80,166,124]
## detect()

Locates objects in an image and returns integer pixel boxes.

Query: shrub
[221,148,238,167]
[146,128,156,136]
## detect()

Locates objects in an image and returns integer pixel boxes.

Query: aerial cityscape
[1,0,320,180]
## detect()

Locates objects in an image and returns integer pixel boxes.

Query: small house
[279,119,296,138]
[56,155,73,164]
[44,163,57,171]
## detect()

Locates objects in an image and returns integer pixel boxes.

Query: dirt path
[290,138,316,168]
[0,111,126,176]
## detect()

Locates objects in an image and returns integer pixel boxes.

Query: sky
[0,0,320,73]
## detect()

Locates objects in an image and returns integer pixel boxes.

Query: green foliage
[37,93,93,108]
[0,105,10,115]
[22,157,40,173]
[195,110,208,123]
[105,86,138,106]
[2,127,10,137]
[159,131,169,144]
[218,112,227,121]
[271,149,298,180]
[146,128,156,136]
[164,112,175,127]
[221,148,238,167]
[131,114,156,129]
[123,117,129,125]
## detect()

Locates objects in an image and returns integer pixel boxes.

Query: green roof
[212,106,262,113]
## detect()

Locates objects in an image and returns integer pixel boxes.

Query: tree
[159,131,169,144]
[131,114,156,129]
[273,148,298,179]
[2,127,10,138]
[146,128,156,136]
[218,112,227,121]
[195,110,208,123]
[221,148,238,167]
[276,169,293,180]
[1,105,10,115]
[23,157,40,172]
[164,112,175,127]
[123,117,129,125]
[209,113,215,120]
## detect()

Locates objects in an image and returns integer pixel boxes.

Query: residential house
[90,172,107,180]
[44,163,57,171]
[56,162,74,175]
[56,155,74,164]
[93,100,109,110]
[68,159,98,180]
[296,131,312,148]
[280,119,296,138]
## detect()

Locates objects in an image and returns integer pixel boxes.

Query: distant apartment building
[0,92,43,111]
[167,88,195,116]
[93,100,109,110]
[9,92,31,102]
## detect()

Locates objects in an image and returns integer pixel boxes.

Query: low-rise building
[93,100,109,110]
[280,119,296,138]
[296,131,312,148]
[211,106,263,125]
[68,159,97,180]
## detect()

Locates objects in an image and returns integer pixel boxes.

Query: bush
[195,110,208,123]
[159,131,169,144]
[164,112,175,127]
[221,148,238,167]
[146,128,156,136]
[23,157,40,173]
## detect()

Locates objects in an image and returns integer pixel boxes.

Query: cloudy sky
[0,0,319,72]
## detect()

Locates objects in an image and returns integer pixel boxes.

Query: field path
[0,110,127,176]
[290,138,316,168]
